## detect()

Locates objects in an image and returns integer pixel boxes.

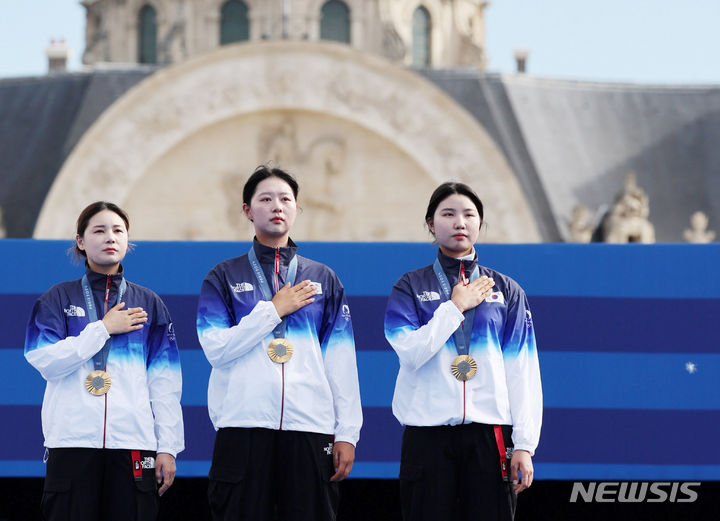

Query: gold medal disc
[450,355,477,381]
[85,370,112,395]
[268,338,293,364]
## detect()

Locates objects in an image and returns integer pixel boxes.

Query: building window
[138,4,157,64]
[220,0,249,44]
[320,0,350,44]
[412,6,431,66]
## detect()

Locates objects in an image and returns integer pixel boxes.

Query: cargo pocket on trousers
[208,465,246,516]
[41,476,72,521]
[135,475,158,492]
[134,473,160,521]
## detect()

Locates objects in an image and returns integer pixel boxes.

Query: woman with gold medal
[24,202,184,521]
[197,165,362,521]
[384,183,543,521]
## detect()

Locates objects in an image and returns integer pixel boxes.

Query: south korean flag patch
[485,291,505,304]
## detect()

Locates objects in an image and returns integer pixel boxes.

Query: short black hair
[425,182,484,232]
[243,165,299,205]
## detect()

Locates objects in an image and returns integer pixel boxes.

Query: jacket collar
[437,249,478,278]
[252,237,298,265]
[84,265,124,290]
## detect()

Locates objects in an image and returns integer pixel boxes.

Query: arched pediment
[35,40,539,242]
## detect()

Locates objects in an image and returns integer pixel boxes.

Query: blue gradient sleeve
[196,269,234,335]
[384,273,463,371]
[319,273,354,352]
[147,295,184,457]
[24,286,109,381]
[502,287,537,358]
[25,291,66,354]
[320,273,363,445]
[384,274,422,341]
[502,286,543,454]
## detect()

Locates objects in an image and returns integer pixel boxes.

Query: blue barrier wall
[1,240,719,480]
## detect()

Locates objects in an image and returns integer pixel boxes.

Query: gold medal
[450,355,477,381]
[267,338,293,364]
[85,370,112,395]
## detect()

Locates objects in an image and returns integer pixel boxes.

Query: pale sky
[1,0,719,84]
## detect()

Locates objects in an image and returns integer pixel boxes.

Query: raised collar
[251,237,298,265]
[436,249,478,276]
[84,265,124,290]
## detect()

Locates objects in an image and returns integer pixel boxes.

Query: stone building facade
[1,2,716,243]
[81,0,488,69]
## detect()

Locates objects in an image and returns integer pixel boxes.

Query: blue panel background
[1,240,719,480]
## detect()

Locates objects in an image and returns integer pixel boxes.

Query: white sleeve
[384,275,464,371]
[502,288,543,455]
[146,300,185,457]
[25,319,109,381]
[319,279,363,446]
[199,300,282,368]
[196,269,283,368]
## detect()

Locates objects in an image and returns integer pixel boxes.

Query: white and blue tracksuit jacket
[196,239,363,446]
[384,250,542,454]
[24,268,184,457]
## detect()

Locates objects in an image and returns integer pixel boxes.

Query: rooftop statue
[568,204,593,243]
[602,172,655,243]
[684,211,715,243]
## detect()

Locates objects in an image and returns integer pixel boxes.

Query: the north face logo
[416,291,440,302]
[63,305,86,317]
[230,282,254,293]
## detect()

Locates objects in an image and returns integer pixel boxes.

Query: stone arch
[34,41,540,242]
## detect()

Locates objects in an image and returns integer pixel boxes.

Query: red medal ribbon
[459,261,467,328]
[274,248,280,292]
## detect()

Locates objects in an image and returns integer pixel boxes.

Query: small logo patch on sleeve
[167,323,176,342]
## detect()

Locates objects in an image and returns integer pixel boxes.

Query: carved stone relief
[35,41,538,242]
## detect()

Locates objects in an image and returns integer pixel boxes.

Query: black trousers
[208,427,339,521]
[399,423,517,521]
[41,448,159,521]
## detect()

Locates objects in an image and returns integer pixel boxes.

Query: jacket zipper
[102,275,111,448]
[460,261,467,424]
[275,248,286,431]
